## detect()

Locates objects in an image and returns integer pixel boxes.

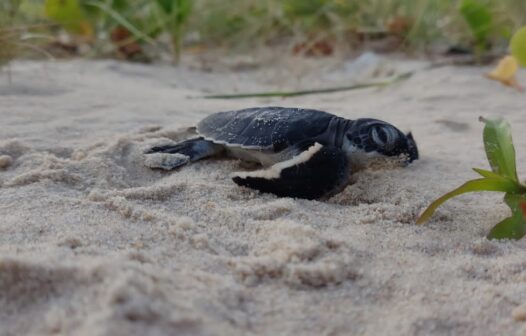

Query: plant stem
[201,72,412,99]
[171,25,182,64]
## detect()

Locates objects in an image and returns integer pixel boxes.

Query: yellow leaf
[79,20,93,38]
[45,0,93,38]
[485,55,522,91]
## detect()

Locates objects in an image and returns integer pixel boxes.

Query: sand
[1,57,526,336]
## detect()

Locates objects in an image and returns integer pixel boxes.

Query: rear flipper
[232,143,349,200]
[144,137,223,170]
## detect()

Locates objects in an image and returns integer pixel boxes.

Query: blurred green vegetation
[1,0,526,65]
[0,0,52,67]
[511,26,526,66]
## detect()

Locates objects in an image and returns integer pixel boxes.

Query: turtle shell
[196,107,337,150]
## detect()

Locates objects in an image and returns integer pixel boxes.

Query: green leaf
[45,0,92,36]
[177,0,192,23]
[416,177,521,224]
[510,26,526,67]
[480,117,518,182]
[156,0,174,14]
[459,0,492,46]
[155,0,192,20]
[19,0,45,19]
[487,194,526,240]
[472,167,504,179]
[283,0,328,18]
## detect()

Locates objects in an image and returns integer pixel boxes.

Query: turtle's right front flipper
[232,143,349,199]
[144,137,223,170]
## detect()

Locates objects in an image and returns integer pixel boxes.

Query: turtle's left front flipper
[232,143,349,200]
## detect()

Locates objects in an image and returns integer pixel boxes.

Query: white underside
[200,134,273,151]
[232,143,323,180]
[226,147,280,167]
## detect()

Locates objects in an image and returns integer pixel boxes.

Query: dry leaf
[110,26,143,60]
[485,55,523,91]
[387,16,412,36]
[292,39,334,57]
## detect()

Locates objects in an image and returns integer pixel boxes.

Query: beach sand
[1,58,526,335]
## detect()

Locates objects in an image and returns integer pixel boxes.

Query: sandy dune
[1,59,526,335]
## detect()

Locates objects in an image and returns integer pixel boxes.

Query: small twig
[200,72,413,99]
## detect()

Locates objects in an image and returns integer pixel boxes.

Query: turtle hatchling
[144,107,418,199]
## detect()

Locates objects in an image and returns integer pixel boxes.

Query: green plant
[417,117,526,240]
[0,0,22,67]
[45,0,92,37]
[459,0,493,54]
[510,26,526,66]
[84,1,157,47]
[43,0,192,62]
[5,0,526,64]
[1,0,51,70]
[189,1,282,51]
[154,0,192,63]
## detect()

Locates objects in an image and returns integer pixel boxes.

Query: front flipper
[232,143,349,199]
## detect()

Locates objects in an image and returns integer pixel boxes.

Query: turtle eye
[371,125,396,150]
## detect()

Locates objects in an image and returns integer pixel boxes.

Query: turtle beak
[405,132,418,163]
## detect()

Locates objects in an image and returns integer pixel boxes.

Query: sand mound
[229,219,360,287]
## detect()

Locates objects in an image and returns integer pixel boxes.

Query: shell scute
[197,107,335,149]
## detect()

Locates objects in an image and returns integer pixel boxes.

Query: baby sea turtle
[145,107,418,199]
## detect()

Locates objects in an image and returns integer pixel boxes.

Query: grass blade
[459,0,492,53]
[201,72,412,99]
[472,168,506,179]
[480,117,518,182]
[416,177,522,224]
[85,1,156,45]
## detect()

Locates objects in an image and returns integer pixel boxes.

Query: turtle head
[345,118,418,165]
